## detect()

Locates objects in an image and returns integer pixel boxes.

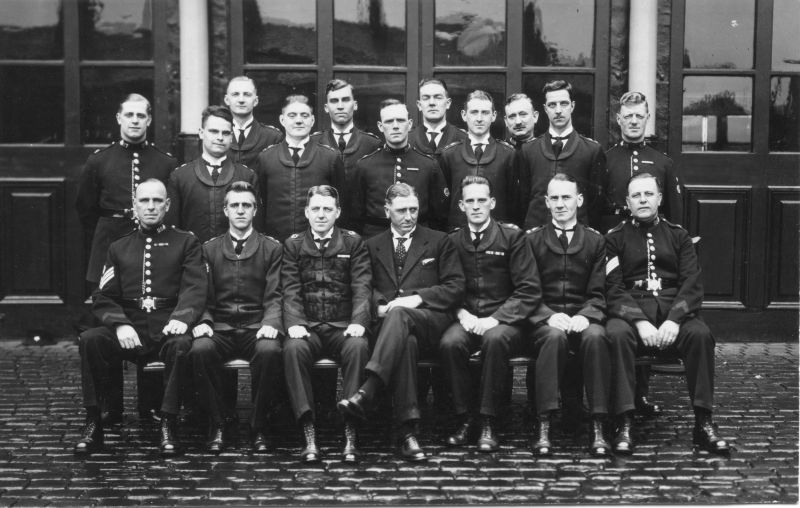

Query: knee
[580,325,608,350]
[168,334,192,353]
[253,338,282,359]
[606,319,636,345]
[482,326,511,351]
[540,327,568,349]
[341,335,369,357]
[282,337,310,360]
[439,326,468,353]
[189,337,216,358]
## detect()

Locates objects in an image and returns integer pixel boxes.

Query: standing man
[409,78,468,158]
[224,76,284,169]
[188,181,283,454]
[351,99,449,238]
[518,80,606,229]
[337,183,465,462]
[526,174,611,457]
[438,90,518,228]
[504,93,539,149]
[167,105,258,242]
[282,185,372,464]
[254,94,344,241]
[74,179,206,457]
[440,176,539,452]
[605,173,729,456]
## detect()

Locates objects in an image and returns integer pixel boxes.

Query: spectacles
[620,91,647,104]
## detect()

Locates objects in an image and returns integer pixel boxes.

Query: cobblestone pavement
[0,340,797,506]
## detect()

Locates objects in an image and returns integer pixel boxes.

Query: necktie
[233,236,248,255]
[237,129,245,147]
[317,238,329,252]
[394,237,408,272]
[209,164,222,183]
[336,132,348,152]
[474,143,484,161]
[472,230,483,249]
[555,226,574,251]
[290,147,301,165]
[427,131,438,151]
[552,136,565,158]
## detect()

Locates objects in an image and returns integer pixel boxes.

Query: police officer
[504,93,538,149]
[282,185,372,464]
[438,91,518,229]
[167,106,258,242]
[188,181,283,454]
[518,80,606,229]
[409,78,468,158]
[440,176,539,452]
[75,179,206,457]
[605,173,729,455]
[526,174,611,457]
[351,99,449,238]
[224,76,284,169]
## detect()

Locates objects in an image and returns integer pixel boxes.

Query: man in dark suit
[282,185,372,464]
[504,93,538,150]
[75,179,206,457]
[224,76,284,169]
[526,174,611,457]
[188,181,283,454]
[409,78,468,158]
[337,183,465,461]
[605,173,729,456]
[440,175,539,452]
[518,80,606,229]
[167,105,258,242]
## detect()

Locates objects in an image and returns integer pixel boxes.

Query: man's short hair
[418,77,450,97]
[385,182,418,205]
[307,184,340,208]
[505,93,535,110]
[627,171,662,193]
[136,178,167,196]
[282,94,313,113]
[542,80,574,101]
[226,75,257,94]
[118,93,152,115]
[325,79,355,99]
[619,91,649,114]
[379,98,405,111]
[464,90,495,111]
[224,180,258,206]
[461,174,493,196]
[201,105,233,127]
[548,172,581,194]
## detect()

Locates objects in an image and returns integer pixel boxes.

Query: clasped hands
[115,319,189,349]
[457,309,499,335]
[635,319,679,349]
[546,313,590,334]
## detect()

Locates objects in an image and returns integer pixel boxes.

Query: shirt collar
[469,220,491,235]
[233,117,254,131]
[391,225,415,239]
[287,137,310,149]
[552,219,578,231]
[230,227,253,241]
[423,120,446,134]
[332,122,354,135]
[312,229,334,241]
[202,154,227,166]
[468,134,491,146]
[549,126,574,139]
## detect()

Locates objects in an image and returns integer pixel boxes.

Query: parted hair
[464,90,495,111]
[542,80,574,101]
[224,181,258,206]
[384,182,418,205]
[282,94,313,113]
[418,77,450,96]
[627,171,662,192]
[461,174,493,196]
[306,185,341,208]
[227,76,257,94]
[325,79,354,98]
[118,93,152,115]
[505,92,534,109]
[201,105,233,127]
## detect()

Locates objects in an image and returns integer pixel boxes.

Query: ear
[116,113,123,126]
[384,205,391,219]
[577,194,584,208]
[353,100,358,112]
[223,94,231,106]
[489,197,496,210]
[458,200,466,212]
[164,198,171,212]
[461,109,468,123]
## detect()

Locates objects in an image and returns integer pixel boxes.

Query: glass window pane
[522,0,594,67]
[522,74,594,138]
[0,0,63,60]
[79,0,152,61]
[773,0,800,71]
[81,68,153,144]
[434,0,506,66]
[248,71,316,129]
[244,0,316,64]
[0,66,64,143]
[434,73,505,139]
[684,0,753,69]
[334,0,406,66]
[682,76,752,152]
[770,76,800,152]
[333,73,406,138]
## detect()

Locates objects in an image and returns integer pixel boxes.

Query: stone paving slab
[0,340,797,506]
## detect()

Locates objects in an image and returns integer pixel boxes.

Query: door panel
[767,187,800,308]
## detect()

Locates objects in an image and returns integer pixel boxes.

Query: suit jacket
[227,121,283,169]
[366,225,465,314]
[409,122,468,158]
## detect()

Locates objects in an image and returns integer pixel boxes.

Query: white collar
[468,134,491,146]
[331,122,354,134]
[549,126,574,139]
[202,154,227,166]
[230,227,253,241]
[312,229,334,241]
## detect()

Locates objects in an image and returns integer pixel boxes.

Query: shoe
[693,415,730,455]
[398,433,427,462]
[531,415,552,456]
[614,413,634,455]
[251,429,269,453]
[74,418,103,456]
[341,421,360,464]
[101,411,123,426]
[160,415,179,457]
[445,418,473,447]
[589,417,611,457]
[206,424,224,454]
[477,417,499,452]
[337,389,370,421]
[635,396,662,417]
[300,420,321,463]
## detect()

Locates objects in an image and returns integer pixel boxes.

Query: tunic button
[647,233,653,238]
[133,158,140,165]
[146,237,152,242]
[396,157,402,162]
[650,255,656,260]
[633,165,639,170]
[633,151,639,156]
[145,261,151,267]
[133,152,139,158]
[145,253,151,259]
[145,245,152,250]
[633,158,638,163]
[397,173,402,177]
[146,279,152,284]
[134,174,140,181]
[145,270,151,275]
[650,246,655,251]
[145,287,151,293]
[395,165,402,170]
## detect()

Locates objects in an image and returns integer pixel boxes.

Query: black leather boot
[589,416,610,457]
[531,413,552,456]
[300,420,321,463]
[341,421,359,464]
[160,414,179,457]
[74,413,103,456]
[614,412,633,455]
[693,411,730,455]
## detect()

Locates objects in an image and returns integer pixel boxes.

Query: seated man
[605,172,729,455]
[75,179,206,457]
[526,173,611,457]
[440,175,540,452]
[337,182,465,462]
[282,185,372,464]
[188,181,284,454]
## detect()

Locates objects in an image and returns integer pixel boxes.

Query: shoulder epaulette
[316,143,337,154]
[91,142,116,155]
[290,233,301,240]
[606,221,627,234]
[150,144,175,158]
[260,122,281,132]
[357,146,383,162]
[440,140,463,152]
[309,131,323,139]
[499,222,520,230]
[662,218,686,230]
[362,131,380,141]
[258,232,281,244]
[496,140,515,151]
[583,226,602,236]
[526,226,544,234]
[340,228,359,237]
[457,127,468,134]
[410,145,437,161]
[177,161,192,171]
[203,234,225,246]
[580,134,600,145]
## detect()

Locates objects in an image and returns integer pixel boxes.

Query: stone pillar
[629,0,658,138]
[177,0,209,162]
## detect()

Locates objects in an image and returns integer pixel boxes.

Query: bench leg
[137,363,163,419]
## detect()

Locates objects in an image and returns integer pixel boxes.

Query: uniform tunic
[227,121,284,169]
[409,123,468,158]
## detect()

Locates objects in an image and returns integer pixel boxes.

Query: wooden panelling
[686,185,750,308]
[767,187,800,308]
[0,178,66,304]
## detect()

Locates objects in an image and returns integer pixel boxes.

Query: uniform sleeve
[260,243,284,331]
[91,247,132,328]
[348,236,373,329]
[516,149,533,228]
[490,230,541,324]
[428,160,450,232]
[587,146,607,230]
[350,163,367,235]
[199,244,215,327]
[663,158,685,227]
[416,234,465,311]
[667,229,703,323]
[605,232,650,324]
[76,157,100,232]
[577,235,607,322]
[169,234,207,326]
[165,170,181,228]
[280,241,309,329]
[527,237,558,325]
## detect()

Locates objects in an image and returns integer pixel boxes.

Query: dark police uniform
[602,141,685,232]
[227,121,284,169]
[438,139,519,228]
[506,135,534,151]
[79,224,206,416]
[365,226,465,424]
[76,140,177,283]
[254,141,345,241]
[351,144,449,237]
[440,220,540,418]
[189,232,284,431]
[409,123,468,158]
[166,158,258,243]
[605,217,715,416]
[518,132,606,230]
[282,227,372,420]
[526,222,609,416]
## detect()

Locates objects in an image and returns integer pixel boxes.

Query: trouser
[283,323,369,421]
[189,328,283,429]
